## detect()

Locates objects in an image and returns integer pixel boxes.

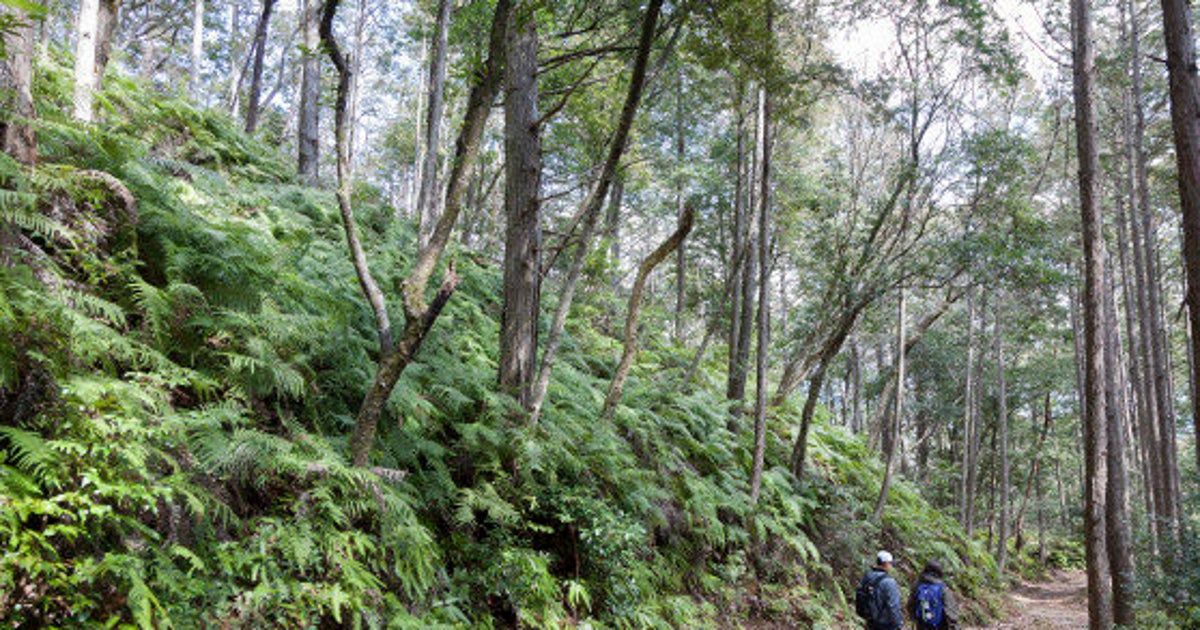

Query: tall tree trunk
[326,0,512,467]
[1104,257,1137,627]
[873,289,905,520]
[961,288,978,531]
[729,87,755,407]
[73,0,100,122]
[1,3,37,166]
[525,0,663,423]
[674,67,687,344]
[1071,0,1114,625]
[727,90,748,403]
[225,2,242,113]
[995,299,1010,575]
[606,174,623,294]
[750,82,771,503]
[603,206,694,417]
[190,0,205,100]
[416,0,450,249]
[498,0,542,410]
[245,0,278,134]
[95,0,120,81]
[297,0,321,184]
[1160,0,1200,479]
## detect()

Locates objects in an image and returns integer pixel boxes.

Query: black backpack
[855,571,887,622]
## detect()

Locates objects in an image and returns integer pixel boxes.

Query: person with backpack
[906,560,959,630]
[855,550,904,630]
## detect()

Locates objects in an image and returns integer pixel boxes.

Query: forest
[1,0,1199,627]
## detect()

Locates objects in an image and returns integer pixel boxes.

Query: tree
[1070,0,1113,625]
[244,0,278,134]
[322,0,513,466]
[498,0,542,409]
[1,0,36,165]
[1159,0,1200,480]
[416,0,450,248]
[526,0,666,423]
[73,0,100,122]
[297,0,321,184]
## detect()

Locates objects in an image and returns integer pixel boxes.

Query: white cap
[877,550,894,565]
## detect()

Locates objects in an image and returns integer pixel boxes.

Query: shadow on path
[965,570,1089,629]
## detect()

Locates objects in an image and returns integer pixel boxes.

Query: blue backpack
[915,581,944,627]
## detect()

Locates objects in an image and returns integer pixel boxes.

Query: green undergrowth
[1,57,1002,628]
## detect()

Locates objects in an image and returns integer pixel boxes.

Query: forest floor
[965,570,1089,629]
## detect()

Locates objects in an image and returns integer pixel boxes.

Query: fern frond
[0,426,62,490]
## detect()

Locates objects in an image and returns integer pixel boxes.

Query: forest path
[965,570,1089,629]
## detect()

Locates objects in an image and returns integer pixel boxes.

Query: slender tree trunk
[225,3,242,113]
[729,88,755,407]
[996,299,1010,575]
[190,0,205,100]
[1071,0,1114,625]
[1014,392,1053,552]
[245,0,278,134]
[73,0,100,122]
[603,206,694,417]
[961,288,977,530]
[750,82,771,503]
[727,91,747,403]
[416,0,450,249]
[297,0,321,184]
[325,0,511,466]
[95,0,120,81]
[873,289,905,520]
[674,67,687,344]
[606,174,623,293]
[1160,0,1200,479]
[526,0,664,423]
[1,3,37,166]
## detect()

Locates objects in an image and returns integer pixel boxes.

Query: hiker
[906,560,959,630]
[855,550,905,630]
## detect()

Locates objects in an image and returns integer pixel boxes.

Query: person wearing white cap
[854,550,904,629]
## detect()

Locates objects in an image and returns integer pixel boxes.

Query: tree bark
[95,0,120,82]
[1160,0,1200,479]
[416,0,450,249]
[1071,0,1114,625]
[603,205,694,418]
[245,0,278,134]
[498,0,542,410]
[1104,256,1136,627]
[297,0,321,184]
[1,3,37,166]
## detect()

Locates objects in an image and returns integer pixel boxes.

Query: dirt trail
[966,570,1089,629]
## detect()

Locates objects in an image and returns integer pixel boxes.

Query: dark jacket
[863,567,904,630]
[906,572,959,630]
